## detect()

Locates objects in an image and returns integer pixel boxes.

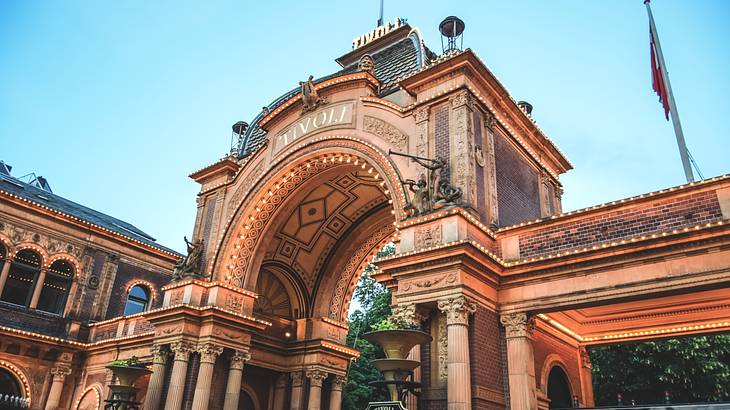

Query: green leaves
[590,335,730,405]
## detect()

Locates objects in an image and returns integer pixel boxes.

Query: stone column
[437,295,476,410]
[223,350,251,410]
[164,341,194,410]
[0,258,12,295]
[271,374,288,410]
[501,313,538,410]
[143,344,169,410]
[290,371,305,410]
[305,369,328,410]
[29,268,47,308]
[328,375,346,410]
[578,346,595,407]
[191,343,224,410]
[44,365,71,410]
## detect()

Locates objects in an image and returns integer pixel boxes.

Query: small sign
[364,401,407,410]
[273,101,354,153]
[352,18,405,49]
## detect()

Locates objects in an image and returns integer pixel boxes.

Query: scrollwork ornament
[437,295,476,325]
[305,368,328,387]
[230,349,251,370]
[414,107,430,123]
[500,313,535,339]
[51,365,72,380]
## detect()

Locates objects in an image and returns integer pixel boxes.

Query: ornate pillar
[391,303,427,410]
[272,374,288,410]
[191,343,224,410]
[44,365,71,410]
[414,107,430,158]
[328,375,346,410]
[449,90,477,208]
[0,257,12,296]
[223,350,251,410]
[290,371,305,410]
[143,344,169,410]
[29,268,47,308]
[437,295,476,410]
[305,369,328,410]
[578,346,595,407]
[164,341,194,410]
[482,112,499,227]
[500,313,538,410]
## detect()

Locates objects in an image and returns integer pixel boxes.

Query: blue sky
[1,1,728,252]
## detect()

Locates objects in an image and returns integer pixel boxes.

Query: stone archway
[547,366,573,409]
[215,137,405,322]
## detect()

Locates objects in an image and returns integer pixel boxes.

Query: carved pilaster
[305,369,328,387]
[230,350,251,370]
[500,313,535,339]
[389,303,427,329]
[437,295,476,326]
[437,312,448,381]
[197,343,224,364]
[482,110,499,227]
[414,107,430,158]
[448,89,477,208]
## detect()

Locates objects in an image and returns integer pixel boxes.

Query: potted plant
[105,356,151,409]
[362,318,432,404]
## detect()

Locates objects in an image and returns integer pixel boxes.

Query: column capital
[390,303,427,329]
[169,341,195,361]
[197,343,224,364]
[275,373,288,388]
[437,295,476,325]
[230,349,251,370]
[150,344,170,365]
[500,312,535,339]
[331,375,347,391]
[414,106,430,123]
[305,368,328,387]
[449,89,474,110]
[290,370,304,387]
[483,110,496,130]
[50,365,72,380]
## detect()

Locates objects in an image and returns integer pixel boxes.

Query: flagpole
[645,0,694,183]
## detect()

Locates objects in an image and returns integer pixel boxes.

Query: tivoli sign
[273,101,354,153]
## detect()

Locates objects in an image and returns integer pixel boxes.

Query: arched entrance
[0,367,22,396]
[547,366,573,409]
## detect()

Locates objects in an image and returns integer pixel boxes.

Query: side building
[0,161,180,409]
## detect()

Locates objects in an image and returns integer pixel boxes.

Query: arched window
[37,260,74,315]
[0,366,22,397]
[0,250,41,306]
[123,285,150,316]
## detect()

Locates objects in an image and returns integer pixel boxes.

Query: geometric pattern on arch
[265,170,388,290]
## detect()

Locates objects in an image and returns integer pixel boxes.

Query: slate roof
[0,168,180,256]
[239,35,432,158]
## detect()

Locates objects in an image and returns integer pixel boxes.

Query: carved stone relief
[414,224,442,250]
[363,116,408,151]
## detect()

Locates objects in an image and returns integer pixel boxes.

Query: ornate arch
[47,253,81,273]
[539,353,577,397]
[11,242,48,265]
[213,136,408,289]
[0,359,32,404]
[73,385,102,410]
[0,233,14,257]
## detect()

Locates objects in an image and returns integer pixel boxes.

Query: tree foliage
[342,244,395,410]
[590,335,730,405]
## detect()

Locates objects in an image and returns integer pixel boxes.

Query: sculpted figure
[358,54,375,74]
[404,175,430,215]
[434,178,463,209]
[172,236,204,281]
[299,75,325,113]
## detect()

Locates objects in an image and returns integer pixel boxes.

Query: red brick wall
[434,106,450,177]
[532,327,582,399]
[469,305,508,410]
[518,189,723,259]
[494,131,541,227]
[104,261,168,320]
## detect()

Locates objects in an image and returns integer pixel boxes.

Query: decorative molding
[363,116,408,151]
[437,312,448,380]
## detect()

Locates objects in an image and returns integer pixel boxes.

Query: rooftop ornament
[439,16,465,54]
[171,236,205,281]
[230,121,248,155]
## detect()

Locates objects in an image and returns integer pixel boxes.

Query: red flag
[650,25,670,120]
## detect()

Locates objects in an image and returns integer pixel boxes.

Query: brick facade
[469,305,507,410]
[518,189,724,259]
[532,328,582,401]
[104,260,169,320]
[494,131,541,227]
